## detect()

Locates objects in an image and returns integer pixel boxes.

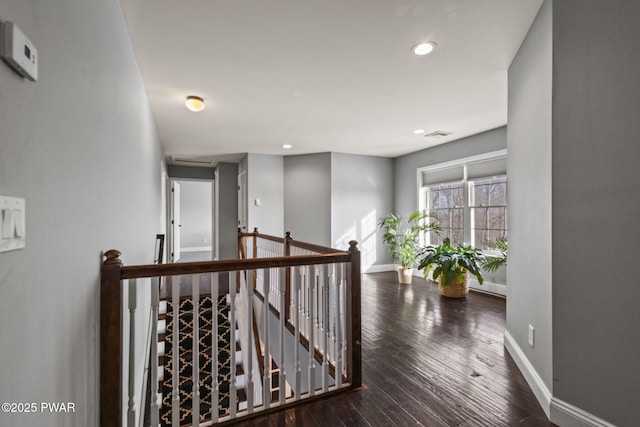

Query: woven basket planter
[438,271,469,298]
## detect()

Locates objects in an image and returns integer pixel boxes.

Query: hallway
[231,271,553,426]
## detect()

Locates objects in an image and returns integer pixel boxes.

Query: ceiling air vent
[171,156,215,166]
[424,130,452,139]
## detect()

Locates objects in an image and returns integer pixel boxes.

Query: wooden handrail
[288,239,343,254]
[118,253,351,279]
[237,230,344,255]
[238,230,285,244]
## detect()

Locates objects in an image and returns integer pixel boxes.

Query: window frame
[417,149,507,249]
[421,180,466,247]
[468,175,508,253]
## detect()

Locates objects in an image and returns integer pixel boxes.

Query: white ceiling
[118,0,543,165]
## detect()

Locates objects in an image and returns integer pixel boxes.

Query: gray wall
[506,0,554,396]
[167,165,215,180]
[238,155,248,232]
[393,127,507,217]
[246,154,284,236]
[215,162,239,260]
[177,180,212,249]
[551,1,640,425]
[0,1,163,425]
[284,153,332,246]
[331,153,393,266]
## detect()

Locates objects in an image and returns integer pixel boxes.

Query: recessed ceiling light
[412,41,437,56]
[185,95,205,112]
[282,144,292,149]
[414,129,425,134]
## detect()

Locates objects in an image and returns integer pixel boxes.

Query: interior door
[171,181,181,262]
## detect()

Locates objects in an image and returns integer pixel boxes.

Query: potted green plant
[379,211,440,284]
[482,236,507,273]
[418,238,484,298]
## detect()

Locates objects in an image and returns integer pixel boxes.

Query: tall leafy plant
[379,211,440,269]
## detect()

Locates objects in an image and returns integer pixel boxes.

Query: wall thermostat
[1,21,38,81]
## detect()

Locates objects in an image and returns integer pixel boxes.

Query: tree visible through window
[425,182,465,247]
[419,153,507,252]
[469,176,507,251]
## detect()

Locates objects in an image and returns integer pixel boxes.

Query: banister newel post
[252,228,259,258]
[347,240,362,388]
[252,228,259,289]
[101,249,124,427]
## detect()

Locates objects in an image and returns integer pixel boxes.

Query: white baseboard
[363,264,396,273]
[504,331,615,427]
[180,246,212,252]
[469,279,507,296]
[503,330,552,418]
[550,398,617,427]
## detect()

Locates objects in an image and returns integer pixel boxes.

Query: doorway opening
[168,179,214,263]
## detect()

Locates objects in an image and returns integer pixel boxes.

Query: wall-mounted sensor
[1,21,38,81]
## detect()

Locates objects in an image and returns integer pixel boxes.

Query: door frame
[166,177,215,263]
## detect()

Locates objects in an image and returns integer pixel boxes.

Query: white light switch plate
[0,195,26,252]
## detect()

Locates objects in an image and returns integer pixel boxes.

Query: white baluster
[192,274,200,426]
[171,276,180,426]
[263,268,271,409]
[211,272,219,423]
[246,269,254,413]
[316,267,322,345]
[336,266,344,389]
[229,273,237,418]
[322,266,330,392]
[150,277,160,426]
[308,266,315,397]
[293,267,301,400]
[278,267,287,404]
[128,279,137,427]
[271,266,278,310]
[301,267,307,337]
[329,265,336,370]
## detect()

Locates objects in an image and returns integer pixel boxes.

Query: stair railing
[100,232,360,427]
[238,229,356,390]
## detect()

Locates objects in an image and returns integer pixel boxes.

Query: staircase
[99,230,361,427]
[157,294,247,425]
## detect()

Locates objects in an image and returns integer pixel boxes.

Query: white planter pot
[397,267,413,284]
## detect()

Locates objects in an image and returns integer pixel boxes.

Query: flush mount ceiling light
[413,129,425,135]
[185,95,205,112]
[282,144,292,149]
[424,130,452,138]
[412,41,437,56]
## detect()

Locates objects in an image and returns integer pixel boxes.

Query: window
[424,181,465,246]
[418,151,507,251]
[469,176,507,250]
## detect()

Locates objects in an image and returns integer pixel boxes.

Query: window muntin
[419,153,507,252]
[469,176,507,251]
[424,181,465,247]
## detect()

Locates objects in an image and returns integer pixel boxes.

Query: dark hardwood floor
[230,271,555,427]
